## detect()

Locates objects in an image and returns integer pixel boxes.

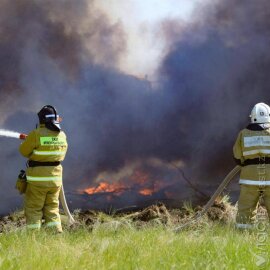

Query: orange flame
[84,182,127,195]
[139,188,154,196]
[82,169,170,197]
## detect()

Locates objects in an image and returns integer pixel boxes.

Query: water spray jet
[0,129,27,140]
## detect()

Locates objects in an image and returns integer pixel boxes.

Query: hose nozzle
[19,134,28,140]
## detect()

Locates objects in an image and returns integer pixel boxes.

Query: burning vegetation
[82,169,170,197]
[0,0,270,214]
[68,160,206,212]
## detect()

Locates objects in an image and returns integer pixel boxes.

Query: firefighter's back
[25,125,68,188]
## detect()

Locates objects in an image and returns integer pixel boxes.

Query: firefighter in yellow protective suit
[19,105,68,232]
[233,102,270,229]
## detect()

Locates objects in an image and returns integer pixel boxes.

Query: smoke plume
[0,0,269,213]
[159,0,270,181]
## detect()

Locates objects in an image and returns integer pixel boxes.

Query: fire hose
[174,165,241,232]
[0,130,75,225]
[59,185,75,225]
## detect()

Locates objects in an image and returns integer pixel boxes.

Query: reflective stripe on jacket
[233,127,270,183]
[19,125,68,187]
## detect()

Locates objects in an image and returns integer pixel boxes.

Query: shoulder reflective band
[27,176,62,181]
[239,179,270,185]
[244,136,270,147]
[33,150,65,155]
[40,137,66,146]
[243,149,270,156]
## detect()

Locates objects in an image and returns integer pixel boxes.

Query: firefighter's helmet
[37,105,61,131]
[250,102,270,124]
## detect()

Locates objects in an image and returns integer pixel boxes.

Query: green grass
[0,222,269,270]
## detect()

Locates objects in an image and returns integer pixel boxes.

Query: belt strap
[243,157,270,166]
[28,160,61,167]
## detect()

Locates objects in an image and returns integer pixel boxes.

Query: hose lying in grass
[174,165,241,232]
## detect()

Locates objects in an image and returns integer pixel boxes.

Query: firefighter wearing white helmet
[250,102,270,124]
[233,102,270,229]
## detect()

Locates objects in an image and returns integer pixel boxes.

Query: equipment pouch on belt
[15,170,27,194]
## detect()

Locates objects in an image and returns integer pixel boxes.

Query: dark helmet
[37,105,61,132]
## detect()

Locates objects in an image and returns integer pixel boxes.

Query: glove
[15,170,27,194]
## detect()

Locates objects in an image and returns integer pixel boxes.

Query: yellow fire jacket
[233,124,270,184]
[19,124,68,187]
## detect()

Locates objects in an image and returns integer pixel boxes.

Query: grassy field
[0,220,269,269]
[0,199,269,270]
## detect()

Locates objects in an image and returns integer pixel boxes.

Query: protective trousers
[236,184,270,228]
[24,183,62,232]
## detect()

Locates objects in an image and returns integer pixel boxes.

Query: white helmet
[250,102,270,123]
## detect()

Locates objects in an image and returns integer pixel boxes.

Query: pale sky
[96,0,203,78]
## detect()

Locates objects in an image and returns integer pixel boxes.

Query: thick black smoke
[0,0,270,213]
[159,0,270,182]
